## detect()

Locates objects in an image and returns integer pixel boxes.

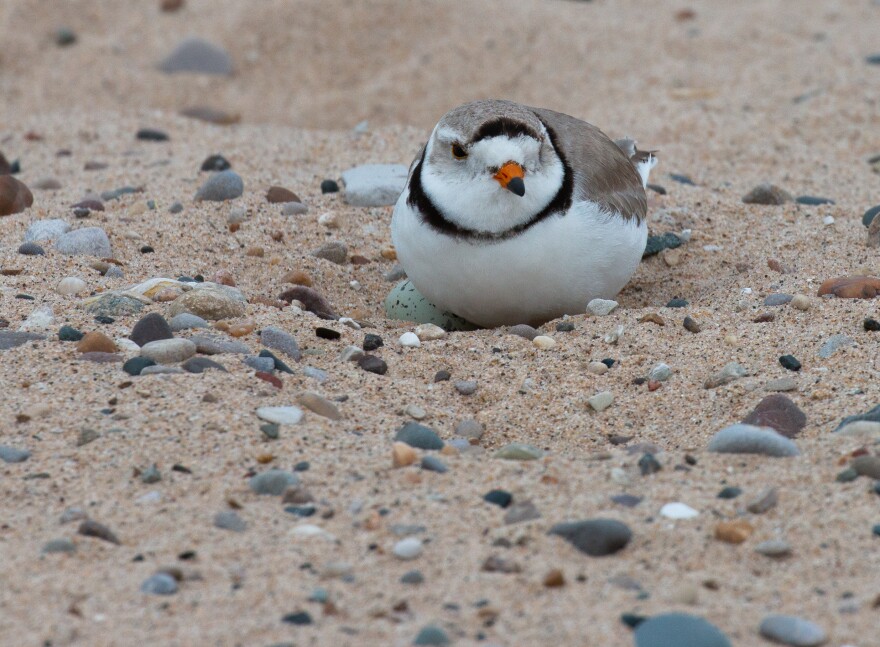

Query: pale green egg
[384,280,477,331]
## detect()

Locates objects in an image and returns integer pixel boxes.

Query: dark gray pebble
[864,205,880,227]
[130,312,173,346]
[549,518,632,556]
[141,573,178,595]
[412,625,450,646]
[18,242,45,255]
[281,611,312,625]
[201,154,231,171]
[779,355,801,371]
[717,486,742,499]
[358,354,387,375]
[643,232,683,257]
[182,357,227,373]
[795,195,834,206]
[363,333,384,351]
[320,179,339,194]
[136,128,169,142]
[484,489,513,508]
[669,173,696,185]
[395,422,443,449]
[666,298,688,308]
[421,455,448,473]
[123,357,156,376]
[78,519,120,544]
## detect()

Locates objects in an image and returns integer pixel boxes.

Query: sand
[1,0,879,645]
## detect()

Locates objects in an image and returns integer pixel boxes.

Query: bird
[391,99,656,328]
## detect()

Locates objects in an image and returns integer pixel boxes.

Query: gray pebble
[755,539,792,558]
[260,326,301,361]
[83,293,144,317]
[195,170,243,201]
[384,264,407,282]
[707,424,800,457]
[587,298,619,316]
[280,201,308,216]
[742,183,793,205]
[341,164,408,207]
[141,573,178,595]
[454,418,484,440]
[159,37,233,75]
[400,570,424,585]
[140,464,161,484]
[313,241,348,265]
[494,443,543,460]
[244,356,276,372]
[421,455,448,473]
[634,612,732,647]
[764,293,794,306]
[817,333,855,358]
[182,357,227,374]
[395,422,444,450]
[214,510,247,532]
[548,518,632,556]
[18,242,45,255]
[412,625,451,646]
[56,227,111,256]
[168,313,209,331]
[168,201,184,213]
[507,324,539,340]
[42,538,76,554]
[647,362,672,382]
[0,445,31,463]
[759,615,826,647]
[23,218,70,243]
[105,265,124,278]
[746,487,778,514]
[249,469,299,495]
[0,331,45,350]
[504,501,541,525]
[454,379,478,395]
[302,366,328,382]
[703,362,748,389]
[189,334,249,355]
[140,338,197,364]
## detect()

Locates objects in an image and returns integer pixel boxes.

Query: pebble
[32,176,61,190]
[494,443,543,460]
[742,394,806,438]
[392,442,418,467]
[454,418,484,440]
[504,500,541,524]
[508,324,539,340]
[358,354,387,375]
[201,154,231,172]
[454,379,477,395]
[168,287,246,320]
[834,403,880,432]
[141,573,178,595]
[755,539,792,557]
[266,186,300,203]
[717,486,742,499]
[168,313,208,331]
[42,538,76,554]
[57,325,83,342]
[182,357,226,373]
[683,316,701,333]
[779,354,801,371]
[159,37,233,75]
[214,511,247,532]
[82,293,143,318]
[421,455,448,473]
[399,332,421,347]
[588,391,614,412]
[759,615,827,647]
[708,424,800,457]
[714,520,753,544]
[395,422,443,449]
[341,164,408,206]
[587,361,609,375]
[532,335,556,349]
[412,625,451,646]
[249,469,299,495]
[414,323,446,341]
[56,277,87,296]
[281,201,308,215]
[260,349,294,373]
[256,406,304,425]
[703,361,748,388]
[746,487,779,514]
[817,333,854,358]
[643,232,683,257]
[0,176,33,216]
[393,537,423,560]
[484,489,513,508]
[78,519,120,544]
[742,183,793,205]
[260,326,301,361]
[123,357,156,376]
[864,204,880,227]
[548,518,632,556]
[611,494,642,507]
[195,170,243,201]
[638,453,662,475]
[140,338,196,364]
[587,298,619,316]
[764,293,793,306]
[404,404,426,420]
[18,305,54,332]
[279,285,338,318]
[850,455,880,479]
[660,502,699,519]
[634,613,732,647]
[136,128,169,142]
[312,241,348,264]
[648,363,672,382]
[56,227,111,256]
[796,195,834,206]
[320,179,339,194]
[0,445,31,463]
[818,275,880,298]
[556,321,575,331]
[401,570,424,585]
[865,317,880,331]
[76,331,117,353]
[130,313,174,346]
[766,376,798,392]
[296,392,341,420]
[18,242,45,255]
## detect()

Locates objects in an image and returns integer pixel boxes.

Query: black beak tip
[507,176,525,197]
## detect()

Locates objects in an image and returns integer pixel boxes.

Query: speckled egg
[384,280,477,331]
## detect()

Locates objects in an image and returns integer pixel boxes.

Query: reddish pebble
[212,270,236,286]
[647,380,662,392]
[266,186,300,204]
[350,255,371,265]
[255,371,282,389]
[0,176,34,216]
[818,275,880,299]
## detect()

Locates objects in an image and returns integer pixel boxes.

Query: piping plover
[391,99,656,328]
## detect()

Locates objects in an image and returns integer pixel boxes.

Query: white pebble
[399,332,421,348]
[115,338,140,352]
[318,212,339,228]
[790,294,810,311]
[57,276,87,296]
[532,335,556,349]
[587,298,619,316]
[588,391,614,412]
[587,361,608,375]
[740,287,753,295]
[822,215,835,225]
[604,325,624,344]
[338,317,361,329]
[414,323,446,341]
[660,502,699,519]
[349,280,361,290]
[393,537,423,560]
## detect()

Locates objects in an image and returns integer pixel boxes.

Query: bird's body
[391,99,656,328]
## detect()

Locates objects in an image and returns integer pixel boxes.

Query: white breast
[391,190,647,328]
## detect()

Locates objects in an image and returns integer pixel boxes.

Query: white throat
[421,136,565,235]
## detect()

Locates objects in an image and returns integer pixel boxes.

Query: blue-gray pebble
[395,422,444,450]
[707,424,800,457]
[195,170,243,202]
[634,613,732,647]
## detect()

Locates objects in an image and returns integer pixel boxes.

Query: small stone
[548,518,632,556]
[201,154,231,172]
[42,538,76,554]
[742,183,793,205]
[863,204,880,227]
[864,317,880,331]
[764,293,794,306]
[454,418,484,440]
[587,361,609,375]
[341,164,408,207]
[759,615,827,647]
[249,469,299,495]
[57,325,83,342]
[743,394,806,438]
[168,313,208,332]
[0,176,34,216]
[414,323,446,341]
[495,443,543,460]
[393,537,423,560]
[421,455,448,473]
[401,570,424,585]
[818,334,855,358]
[78,519,120,544]
[508,324,539,340]
[18,242,45,255]
[392,441,418,467]
[779,354,801,371]
[588,391,614,412]
[256,406,303,425]
[454,379,477,395]
[433,369,451,382]
[834,404,880,433]
[766,376,798,392]
[0,446,30,463]
[76,331,117,354]
[682,316,701,333]
[850,455,880,479]
[634,613,732,647]
[56,227,111,257]
[532,335,556,349]
[399,331,421,347]
[168,287,246,320]
[703,362,748,388]
[755,539,792,558]
[281,611,312,626]
[312,241,348,265]
[484,489,513,508]
[296,392,341,420]
[587,298,619,316]
[556,321,576,332]
[717,486,742,499]
[395,422,443,449]
[665,298,688,308]
[504,500,541,524]
[55,277,86,296]
[266,186,300,203]
[412,625,451,646]
[643,232,683,257]
[182,357,226,373]
[796,195,834,206]
[282,201,309,215]
[136,128,169,142]
[214,511,247,532]
[260,327,301,361]
[141,573,178,595]
[647,363,672,382]
[611,494,642,507]
[714,520,753,544]
[660,502,699,519]
[194,170,243,201]
[818,275,880,299]
[543,569,565,587]
[321,179,339,194]
[159,37,233,75]
[708,424,800,457]
[140,338,196,364]
[638,453,662,475]
[746,487,779,514]
[358,354,387,375]
[123,357,156,376]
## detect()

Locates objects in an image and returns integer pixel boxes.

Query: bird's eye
[451,143,468,159]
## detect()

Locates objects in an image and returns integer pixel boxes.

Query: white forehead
[433,125,462,143]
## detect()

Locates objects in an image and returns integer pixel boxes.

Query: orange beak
[493,161,526,196]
